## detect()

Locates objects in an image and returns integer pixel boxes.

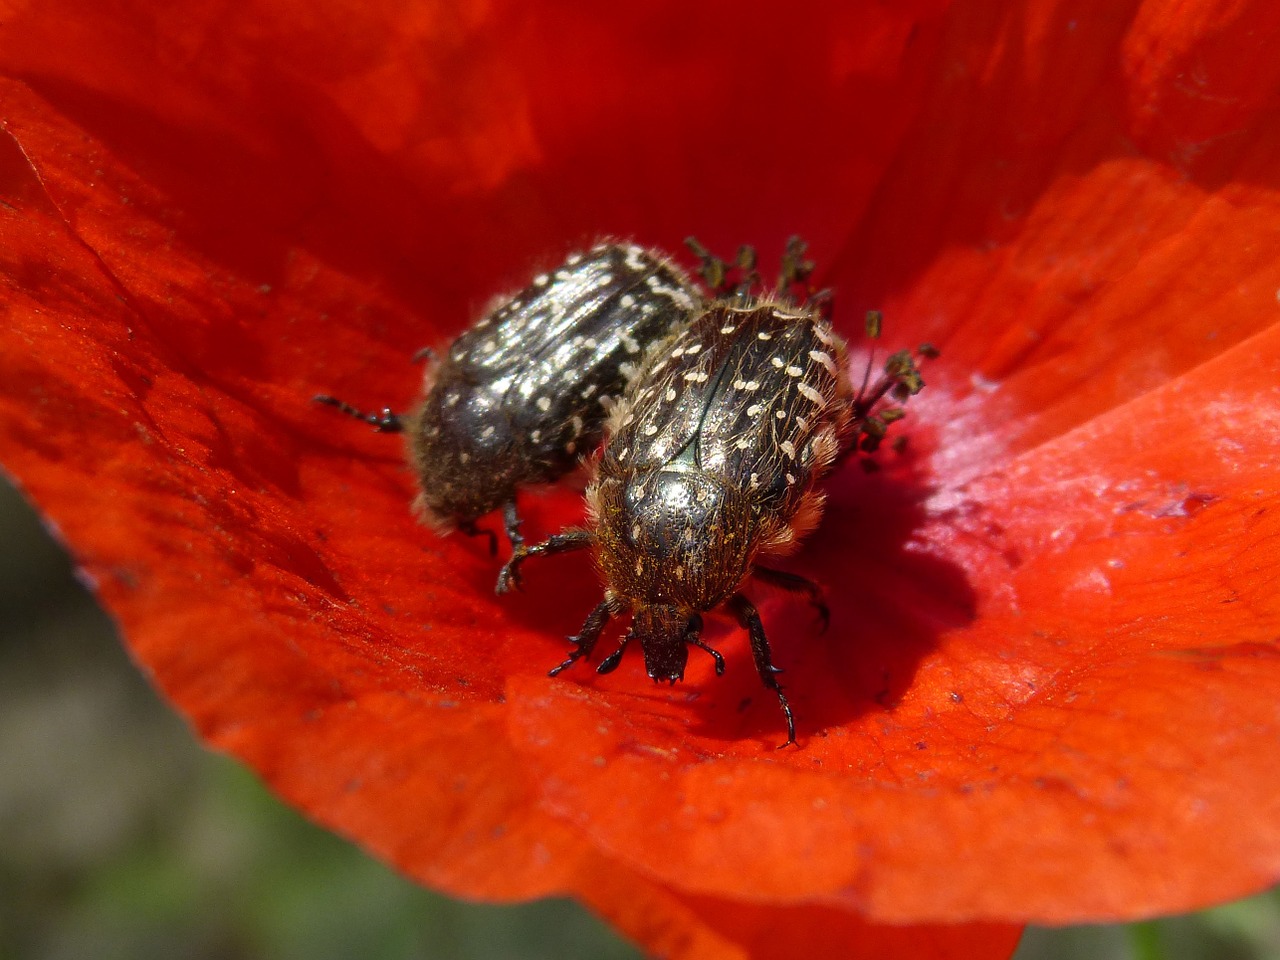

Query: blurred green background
[2,474,1277,960]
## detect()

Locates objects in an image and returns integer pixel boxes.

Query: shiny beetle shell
[499,296,864,745]
[408,244,697,535]
[596,299,854,572]
[319,242,699,553]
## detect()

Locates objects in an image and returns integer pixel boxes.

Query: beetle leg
[313,395,404,433]
[550,598,614,676]
[751,565,829,633]
[776,235,814,297]
[502,500,524,552]
[495,530,595,594]
[459,520,499,556]
[595,631,631,675]
[684,236,731,296]
[728,593,796,748]
[684,614,724,675]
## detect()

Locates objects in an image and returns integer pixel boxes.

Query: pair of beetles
[318,238,928,746]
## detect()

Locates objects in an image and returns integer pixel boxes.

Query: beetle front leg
[550,597,615,676]
[495,529,595,594]
[728,593,796,748]
[684,614,724,675]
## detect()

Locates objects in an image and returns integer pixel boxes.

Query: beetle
[316,242,700,555]
[497,241,927,744]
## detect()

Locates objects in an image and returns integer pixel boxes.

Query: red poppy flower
[3,1,1279,957]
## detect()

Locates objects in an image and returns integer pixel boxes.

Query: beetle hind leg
[313,394,404,433]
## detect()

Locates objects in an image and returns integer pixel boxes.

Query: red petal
[2,0,1278,948]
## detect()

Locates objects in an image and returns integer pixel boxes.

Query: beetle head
[630,604,695,683]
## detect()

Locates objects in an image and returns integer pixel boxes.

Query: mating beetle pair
[318,239,927,745]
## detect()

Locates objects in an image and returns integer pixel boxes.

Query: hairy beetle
[316,242,699,554]
[498,240,928,745]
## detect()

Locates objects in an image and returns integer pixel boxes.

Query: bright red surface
[3,1,1280,957]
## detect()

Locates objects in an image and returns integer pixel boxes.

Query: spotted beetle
[316,242,699,555]
[497,239,928,745]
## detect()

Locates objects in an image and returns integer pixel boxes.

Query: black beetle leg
[458,520,499,556]
[502,501,525,552]
[727,593,796,748]
[684,236,731,296]
[751,565,829,633]
[684,614,724,675]
[495,530,595,594]
[595,631,631,675]
[776,235,814,297]
[731,244,760,304]
[550,598,614,676]
[313,395,404,433]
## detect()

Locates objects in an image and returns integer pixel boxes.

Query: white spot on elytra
[533,273,549,287]
[786,364,803,377]
[644,424,659,436]
[684,342,702,355]
[771,356,785,368]
[620,293,636,308]
[481,425,496,439]
[536,396,551,412]
[735,438,750,450]
[720,324,737,334]
[581,383,597,398]
[758,331,773,340]
[665,387,677,401]
[780,440,796,458]
[747,404,763,417]
[571,415,584,435]
[786,473,797,484]
[530,429,541,442]
[809,350,837,375]
[797,383,825,405]
[625,246,648,272]
[775,409,786,420]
